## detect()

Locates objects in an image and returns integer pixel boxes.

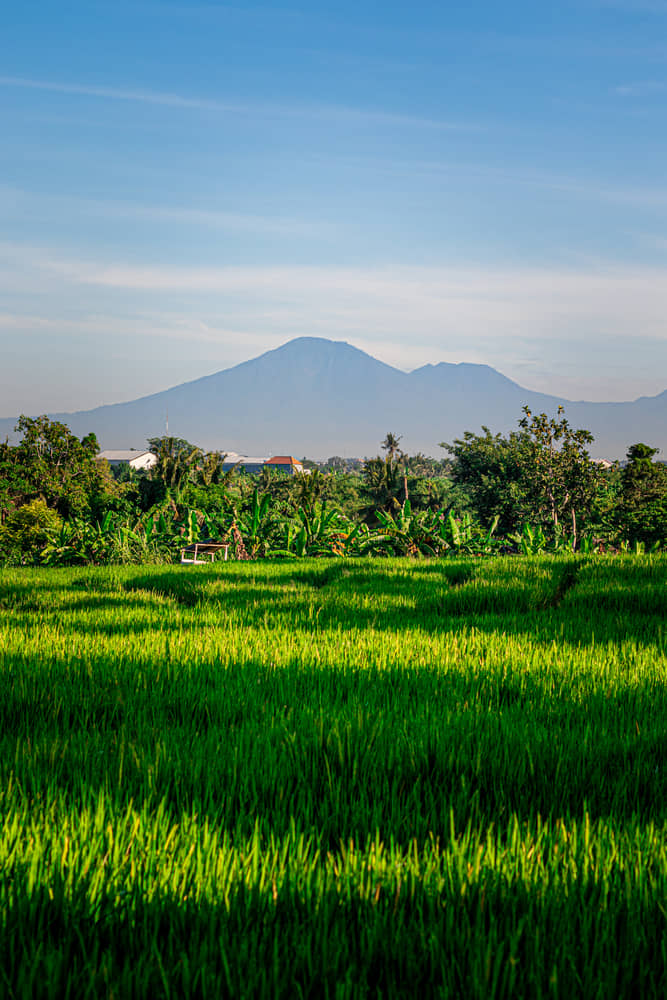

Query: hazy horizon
[2,2,667,415]
[2,335,665,423]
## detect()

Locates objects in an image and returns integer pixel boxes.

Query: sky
[2,0,667,416]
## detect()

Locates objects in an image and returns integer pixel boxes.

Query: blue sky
[2,0,667,415]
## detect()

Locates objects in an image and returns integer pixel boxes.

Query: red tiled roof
[266,456,299,465]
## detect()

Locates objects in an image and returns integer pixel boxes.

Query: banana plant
[618,538,661,555]
[331,522,364,557]
[437,511,500,556]
[358,500,442,557]
[234,489,276,558]
[289,502,352,557]
[143,511,170,541]
[508,522,547,556]
[42,514,148,565]
[41,520,89,565]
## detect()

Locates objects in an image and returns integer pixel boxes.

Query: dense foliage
[1,409,666,564]
[0,415,115,520]
[621,443,667,546]
[443,406,605,541]
[1,557,666,997]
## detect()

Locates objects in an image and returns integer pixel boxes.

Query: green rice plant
[1,557,666,997]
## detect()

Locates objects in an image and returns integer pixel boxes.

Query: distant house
[97,450,157,471]
[264,456,304,475]
[219,453,305,476]
[221,453,267,475]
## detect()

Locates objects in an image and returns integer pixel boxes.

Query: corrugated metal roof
[97,450,154,461]
[222,455,267,465]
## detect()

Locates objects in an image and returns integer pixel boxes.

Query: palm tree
[194,451,230,487]
[381,433,410,506]
[289,468,324,517]
[360,455,403,521]
[148,437,201,499]
[381,432,403,463]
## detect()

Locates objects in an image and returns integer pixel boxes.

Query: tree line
[1,410,666,564]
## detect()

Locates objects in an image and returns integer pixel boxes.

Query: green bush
[0,500,63,560]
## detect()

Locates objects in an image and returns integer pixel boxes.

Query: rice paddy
[1,556,666,998]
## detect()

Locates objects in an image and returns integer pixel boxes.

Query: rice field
[1,556,666,998]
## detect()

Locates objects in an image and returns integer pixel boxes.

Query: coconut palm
[148,437,202,499]
[381,432,403,463]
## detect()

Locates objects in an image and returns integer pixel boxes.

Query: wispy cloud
[300,152,667,212]
[0,308,261,350]
[0,185,336,237]
[614,81,666,96]
[4,239,666,318]
[3,241,667,402]
[0,74,254,113]
[0,75,475,131]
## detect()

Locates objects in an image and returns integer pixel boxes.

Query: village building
[221,453,267,475]
[264,456,304,475]
[97,450,158,471]
[97,449,304,476]
[221,453,304,475]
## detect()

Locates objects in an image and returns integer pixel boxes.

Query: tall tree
[381,432,403,463]
[517,406,602,548]
[443,407,603,546]
[620,443,667,546]
[193,451,231,487]
[3,415,113,518]
[360,456,403,521]
[148,436,202,499]
[289,469,325,517]
[441,426,530,535]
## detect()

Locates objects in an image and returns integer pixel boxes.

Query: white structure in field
[97,450,158,471]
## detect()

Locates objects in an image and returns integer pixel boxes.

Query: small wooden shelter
[180,537,230,564]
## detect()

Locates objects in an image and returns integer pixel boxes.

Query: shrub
[0,499,63,560]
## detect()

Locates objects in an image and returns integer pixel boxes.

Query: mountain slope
[1,337,665,459]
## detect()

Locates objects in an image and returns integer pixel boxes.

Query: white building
[97,450,158,471]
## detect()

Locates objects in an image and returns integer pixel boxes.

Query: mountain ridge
[2,337,665,460]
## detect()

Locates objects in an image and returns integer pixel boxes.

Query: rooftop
[97,450,154,462]
[265,456,301,465]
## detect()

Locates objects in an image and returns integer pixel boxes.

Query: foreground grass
[1,556,666,998]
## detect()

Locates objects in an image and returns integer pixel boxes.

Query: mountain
[1,337,665,459]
